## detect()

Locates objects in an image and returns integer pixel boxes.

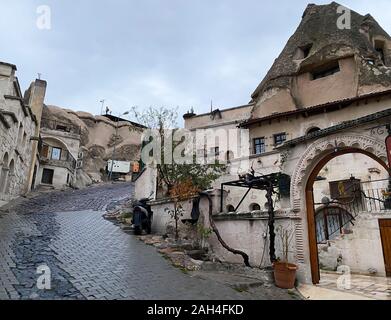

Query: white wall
[134,166,157,200]
[318,212,390,276]
[37,165,71,189]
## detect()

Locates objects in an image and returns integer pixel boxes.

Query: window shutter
[41,145,49,158]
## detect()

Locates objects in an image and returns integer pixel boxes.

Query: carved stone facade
[0,61,47,203]
[178,3,391,283]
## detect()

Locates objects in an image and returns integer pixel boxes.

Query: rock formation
[42,105,143,184]
[250,2,391,119]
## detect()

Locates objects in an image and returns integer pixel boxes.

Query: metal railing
[315,178,391,243]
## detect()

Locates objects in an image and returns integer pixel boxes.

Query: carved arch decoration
[290,134,387,214]
[287,134,387,266]
[40,135,75,158]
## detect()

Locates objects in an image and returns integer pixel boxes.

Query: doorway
[379,219,391,277]
[305,148,390,284]
[42,168,54,185]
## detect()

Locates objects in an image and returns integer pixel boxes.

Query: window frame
[51,147,62,161]
[311,62,340,80]
[274,133,287,146]
[253,137,266,155]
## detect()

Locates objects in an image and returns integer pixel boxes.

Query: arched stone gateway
[290,134,388,213]
[284,134,389,283]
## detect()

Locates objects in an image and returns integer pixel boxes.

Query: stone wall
[37,165,71,189]
[134,166,157,201]
[149,193,296,268]
[0,62,42,201]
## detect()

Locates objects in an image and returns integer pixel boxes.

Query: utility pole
[108,119,119,181]
[108,110,130,181]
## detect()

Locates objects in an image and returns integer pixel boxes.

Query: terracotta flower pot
[273,261,298,289]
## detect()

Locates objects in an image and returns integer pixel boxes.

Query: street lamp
[108,110,131,181]
[100,99,106,115]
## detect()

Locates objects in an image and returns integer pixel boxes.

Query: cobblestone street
[0,183,296,300]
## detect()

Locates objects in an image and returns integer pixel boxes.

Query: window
[375,40,386,64]
[315,207,354,243]
[329,178,361,201]
[51,147,62,161]
[226,151,234,164]
[294,44,312,60]
[56,125,69,132]
[302,45,312,58]
[254,138,266,155]
[227,205,235,213]
[212,147,220,156]
[274,133,287,146]
[41,145,49,159]
[306,127,321,135]
[311,61,340,80]
[22,132,27,147]
[17,123,23,145]
[250,203,261,211]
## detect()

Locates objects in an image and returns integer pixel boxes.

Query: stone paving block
[0,182,295,300]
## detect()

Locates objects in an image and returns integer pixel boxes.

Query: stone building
[41,105,144,187]
[1,59,143,195]
[140,2,391,284]
[37,115,81,189]
[0,61,47,204]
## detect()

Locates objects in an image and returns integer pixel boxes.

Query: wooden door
[306,188,320,284]
[379,219,391,277]
[41,145,49,158]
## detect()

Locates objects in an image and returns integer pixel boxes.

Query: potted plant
[273,225,298,289]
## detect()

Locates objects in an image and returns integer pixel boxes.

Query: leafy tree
[131,106,225,239]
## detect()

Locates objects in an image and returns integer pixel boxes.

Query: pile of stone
[137,235,209,272]
[102,199,134,225]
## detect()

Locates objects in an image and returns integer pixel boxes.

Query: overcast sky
[0,0,390,123]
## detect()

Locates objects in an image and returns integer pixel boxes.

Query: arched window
[375,40,386,64]
[17,123,24,145]
[226,151,234,164]
[5,159,15,194]
[250,203,261,211]
[315,206,354,243]
[23,132,27,147]
[0,153,9,194]
[227,205,235,213]
[307,127,321,135]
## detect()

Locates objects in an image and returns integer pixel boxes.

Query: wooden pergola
[219,172,291,263]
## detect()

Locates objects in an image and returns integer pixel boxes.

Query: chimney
[24,79,47,130]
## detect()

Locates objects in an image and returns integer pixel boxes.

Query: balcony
[40,146,77,171]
